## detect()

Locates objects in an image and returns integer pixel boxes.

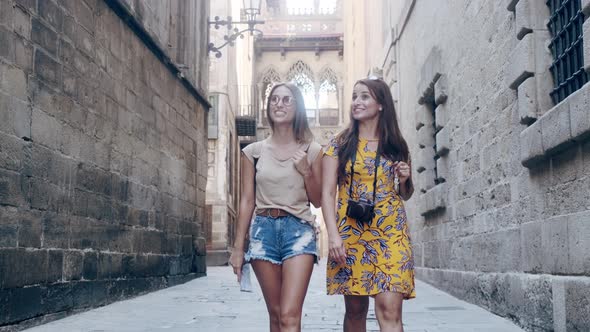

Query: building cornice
[254,34,343,56]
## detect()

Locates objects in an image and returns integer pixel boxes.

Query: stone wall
[0,0,209,330]
[375,0,590,331]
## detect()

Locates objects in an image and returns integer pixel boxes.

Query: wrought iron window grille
[546,0,589,104]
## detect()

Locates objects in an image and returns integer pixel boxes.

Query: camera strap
[348,143,381,204]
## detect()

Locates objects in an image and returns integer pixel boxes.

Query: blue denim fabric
[245,214,317,264]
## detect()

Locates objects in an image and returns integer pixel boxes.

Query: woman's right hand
[229,249,245,282]
[328,235,346,265]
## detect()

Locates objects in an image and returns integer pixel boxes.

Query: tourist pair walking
[229,78,415,332]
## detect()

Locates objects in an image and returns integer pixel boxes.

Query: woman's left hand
[293,150,311,177]
[394,161,411,184]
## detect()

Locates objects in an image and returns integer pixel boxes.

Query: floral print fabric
[325,137,415,298]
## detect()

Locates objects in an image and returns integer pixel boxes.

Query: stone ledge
[434,74,448,105]
[517,76,538,124]
[583,0,590,16]
[419,182,447,216]
[417,125,435,148]
[515,0,550,40]
[520,82,590,168]
[506,0,520,12]
[508,32,534,89]
[434,103,450,130]
[435,126,450,156]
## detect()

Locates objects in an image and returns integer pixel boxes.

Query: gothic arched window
[287,61,316,119]
[317,67,339,125]
[318,67,338,109]
[260,67,281,105]
[259,68,282,126]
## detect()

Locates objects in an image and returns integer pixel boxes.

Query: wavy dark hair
[336,78,411,186]
[265,82,313,144]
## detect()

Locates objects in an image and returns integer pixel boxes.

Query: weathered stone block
[83,251,98,280]
[434,74,448,105]
[15,0,36,13]
[13,6,31,39]
[73,0,95,33]
[515,0,550,40]
[568,211,590,274]
[0,248,48,288]
[1,64,28,100]
[0,169,27,208]
[39,0,64,32]
[71,280,108,308]
[34,49,60,86]
[508,32,534,89]
[29,178,59,211]
[98,252,123,279]
[414,105,434,130]
[434,103,449,130]
[436,156,449,183]
[517,76,538,124]
[520,120,544,168]
[416,147,436,173]
[43,213,71,248]
[540,101,573,156]
[0,0,12,26]
[4,286,43,325]
[18,211,42,248]
[63,250,83,281]
[14,34,34,73]
[506,0,519,11]
[436,126,450,156]
[417,125,435,148]
[31,18,58,56]
[564,278,590,331]
[521,221,542,273]
[31,108,61,150]
[0,207,19,247]
[0,26,15,63]
[541,215,569,274]
[583,0,590,15]
[419,183,447,216]
[521,275,553,331]
[568,84,590,141]
[43,283,73,314]
[47,249,64,282]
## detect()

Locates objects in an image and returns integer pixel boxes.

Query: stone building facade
[254,0,345,146]
[0,0,210,329]
[345,0,590,331]
[205,0,241,266]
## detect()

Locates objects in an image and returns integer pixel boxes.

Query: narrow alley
[23,261,525,332]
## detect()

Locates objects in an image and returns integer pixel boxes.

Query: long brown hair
[336,78,410,184]
[266,82,313,143]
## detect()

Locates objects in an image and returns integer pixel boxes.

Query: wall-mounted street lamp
[208,0,265,58]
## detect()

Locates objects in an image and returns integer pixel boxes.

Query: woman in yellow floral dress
[322,78,415,332]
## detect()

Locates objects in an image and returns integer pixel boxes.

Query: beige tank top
[242,139,322,223]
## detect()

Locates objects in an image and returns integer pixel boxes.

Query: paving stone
[23,261,525,332]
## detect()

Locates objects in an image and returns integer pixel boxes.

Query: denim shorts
[245,214,318,264]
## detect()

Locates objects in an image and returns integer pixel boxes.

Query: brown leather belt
[256,208,290,218]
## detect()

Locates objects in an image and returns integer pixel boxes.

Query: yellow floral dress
[325,137,415,298]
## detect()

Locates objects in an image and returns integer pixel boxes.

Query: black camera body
[346,198,375,224]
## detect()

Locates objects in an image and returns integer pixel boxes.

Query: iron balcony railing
[236,84,258,137]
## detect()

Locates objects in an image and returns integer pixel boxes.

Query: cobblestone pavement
[25,261,525,332]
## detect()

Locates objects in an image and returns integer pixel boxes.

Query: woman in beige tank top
[229,82,323,332]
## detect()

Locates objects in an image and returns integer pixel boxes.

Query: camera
[346,198,375,224]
